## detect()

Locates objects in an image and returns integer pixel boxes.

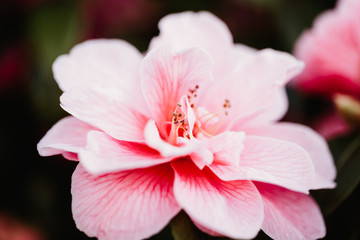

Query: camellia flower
[293,0,360,138]
[38,12,336,240]
[294,0,360,97]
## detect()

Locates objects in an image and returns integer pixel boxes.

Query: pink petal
[231,43,257,64]
[60,86,148,142]
[149,11,233,78]
[199,49,303,130]
[53,39,149,116]
[140,46,213,132]
[239,136,315,193]
[37,116,96,161]
[246,123,336,189]
[206,163,244,182]
[171,159,264,239]
[71,164,180,240]
[203,131,246,179]
[256,182,326,240]
[207,131,246,166]
[79,131,173,175]
[144,120,204,157]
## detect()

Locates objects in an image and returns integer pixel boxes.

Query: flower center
[163,85,231,146]
[169,102,190,141]
[166,101,220,145]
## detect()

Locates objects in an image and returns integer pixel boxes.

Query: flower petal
[149,11,233,77]
[239,136,315,193]
[199,49,303,129]
[246,123,336,189]
[79,131,173,175]
[53,39,149,116]
[144,120,203,158]
[60,86,148,142]
[207,131,246,166]
[140,46,213,132]
[37,116,96,160]
[201,131,246,178]
[71,164,180,240]
[256,182,326,240]
[171,159,264,239]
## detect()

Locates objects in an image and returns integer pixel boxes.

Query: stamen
[198,111,215,121]
[202,113,219,126]
[223,99,231,116]
[196,125,214,138]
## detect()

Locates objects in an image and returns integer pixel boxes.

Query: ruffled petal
[256,183,326,240]
[144,120,204,158]
[202,131,245,179]
[207,131,246,166]
[79,131,173,175]
[53,39,149,116]
[171,159,264,239]
[238,136,315,193]
[187,131,245,171]
[199,49,303,130]
[149,11,233,78]
[37,116,96,161]
[71,164,180,240]
[140,46,213,133]
[60,86,148,142]
[245,123,336,189]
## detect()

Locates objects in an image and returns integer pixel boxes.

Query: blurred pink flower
[38,12,336,240]
[294,0,360,98]
[293,0,360,138]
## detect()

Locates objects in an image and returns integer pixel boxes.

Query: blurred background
[1,0,359,239]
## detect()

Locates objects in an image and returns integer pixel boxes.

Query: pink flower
[294,0,360,98]
[37,12,336,240]
[293,0,360,138]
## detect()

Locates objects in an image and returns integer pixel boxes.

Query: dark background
[2,0,358,239]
